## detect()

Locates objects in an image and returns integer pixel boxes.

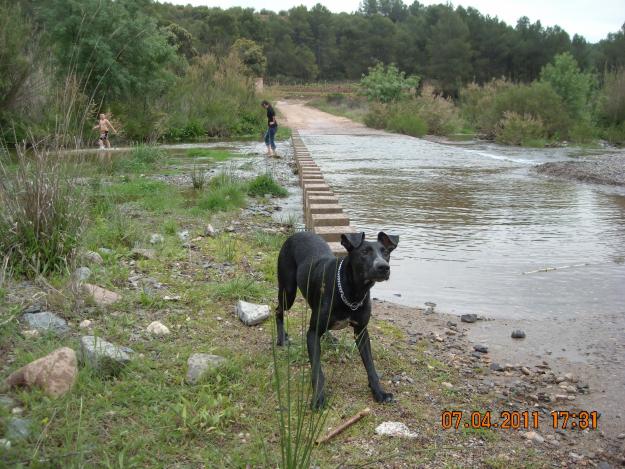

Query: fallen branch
[316,407,370,445]
[522,263,590,275]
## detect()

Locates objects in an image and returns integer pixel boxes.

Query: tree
[540,52,593,120]
[0,1,34,110]
[41,0,176,103]
[426,9,473,96]
[165,23,198,61]
[231,38,267,77]
[360,63,419,102]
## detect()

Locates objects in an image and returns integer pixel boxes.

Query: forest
[1,0,624,145]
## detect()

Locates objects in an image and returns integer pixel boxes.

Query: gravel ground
[534,154,625,186]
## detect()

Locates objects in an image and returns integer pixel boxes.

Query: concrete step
[307,195,339,204]
[327,241,347,257]
[314,225,357,242]
[308,204,343,214]
[311,213,350,227]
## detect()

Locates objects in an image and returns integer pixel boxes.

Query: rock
[555,394,569,401]
[617,433,625,439]
[186,353,227,384]
[0,438,10,449]
[525,431,545,444]
[79,319,92,329]
[424,302,436,314]
[490,363,504,372]
[80,336,132,375]
[473,344,488,353]
[461,314,478,323]
[556,376,566,383]
[0,395,18,410]
[597,462,612,469]
[433,334,444,342]
[22,329,40,338]
[511,329,526,339]
[146,321,170,336]
[98,247,113,255]
[84,251,104,265]
[73,267,92,282]
[441,382,453,389]
[21,311,69,335]
[6,417,30,441]
[375,421,418,438]
[205,224,217,237]
[22,305,42,314]
[149,234,164,244]
[131,248,156,260]
[563,372,578,383]
[83,284,121,306]
[4,347,77,397]
[521,366,531,375]
[235,300,270,326]
[177,230,190,242]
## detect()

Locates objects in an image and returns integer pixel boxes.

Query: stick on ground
[316,407,370,445]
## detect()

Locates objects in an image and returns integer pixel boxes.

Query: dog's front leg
[354,326,394,403]
[306,328,326,409]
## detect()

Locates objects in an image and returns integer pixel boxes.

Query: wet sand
[279,100,625,441]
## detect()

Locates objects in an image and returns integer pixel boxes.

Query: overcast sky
[160,0,624,42]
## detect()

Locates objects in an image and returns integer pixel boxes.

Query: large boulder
[80,336,132,375]
[4,347,77,397]
[186,354,226,384]
[235,300,270,326]
[21,311,69,335]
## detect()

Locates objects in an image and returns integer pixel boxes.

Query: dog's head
[341,231,399,283]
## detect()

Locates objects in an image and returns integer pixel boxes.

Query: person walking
[93,113,117,149]
[261,100,278,157]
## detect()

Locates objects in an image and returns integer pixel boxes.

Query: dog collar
[337,258,368,311]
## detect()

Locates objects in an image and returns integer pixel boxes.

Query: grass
[308,96,369,123]
[247,173,288,198]
[185,148,237,161]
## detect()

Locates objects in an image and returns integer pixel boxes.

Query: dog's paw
[311,393,326,410]
[373,391,394,404]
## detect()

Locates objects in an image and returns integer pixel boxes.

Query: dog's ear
[378,232,399,252]
[341,232,365,252]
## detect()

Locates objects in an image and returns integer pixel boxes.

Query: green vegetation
[0,147,86,278]
[186,148,237,160]
[359,63,419,103]
[247,173,289,198]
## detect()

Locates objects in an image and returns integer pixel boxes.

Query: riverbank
[2,137,621,466]
[534,154,625,186]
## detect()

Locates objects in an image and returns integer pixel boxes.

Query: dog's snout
[376,263,390,274]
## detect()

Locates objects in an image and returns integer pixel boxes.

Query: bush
[603,122,625,145]
[413,85,463,135]
[495,112,547,146]
[386,107,428,137]
[247,173,288,198]
[364,102,392,129]
[461,80,571,140]
[0,147,86,277]
[597,69,625,128]
[360,63,419,103]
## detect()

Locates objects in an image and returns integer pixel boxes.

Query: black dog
[276,230,399,408]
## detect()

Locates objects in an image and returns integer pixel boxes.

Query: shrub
[540,52,594,121]
[603,122,625,145]
[190,162,206,190]
[360,63,419,103]
[247,173,288,198]
[364,102,392,129]
[461,80,571,140]
[413,85,463,136]
[597,69,625,128]
[495,112,547,146]
[0,146,86,277]
[386,107,428,137]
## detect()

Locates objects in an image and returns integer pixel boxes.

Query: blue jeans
[264,126,277,150]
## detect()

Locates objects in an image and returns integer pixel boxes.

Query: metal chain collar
[337,258,368,311]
